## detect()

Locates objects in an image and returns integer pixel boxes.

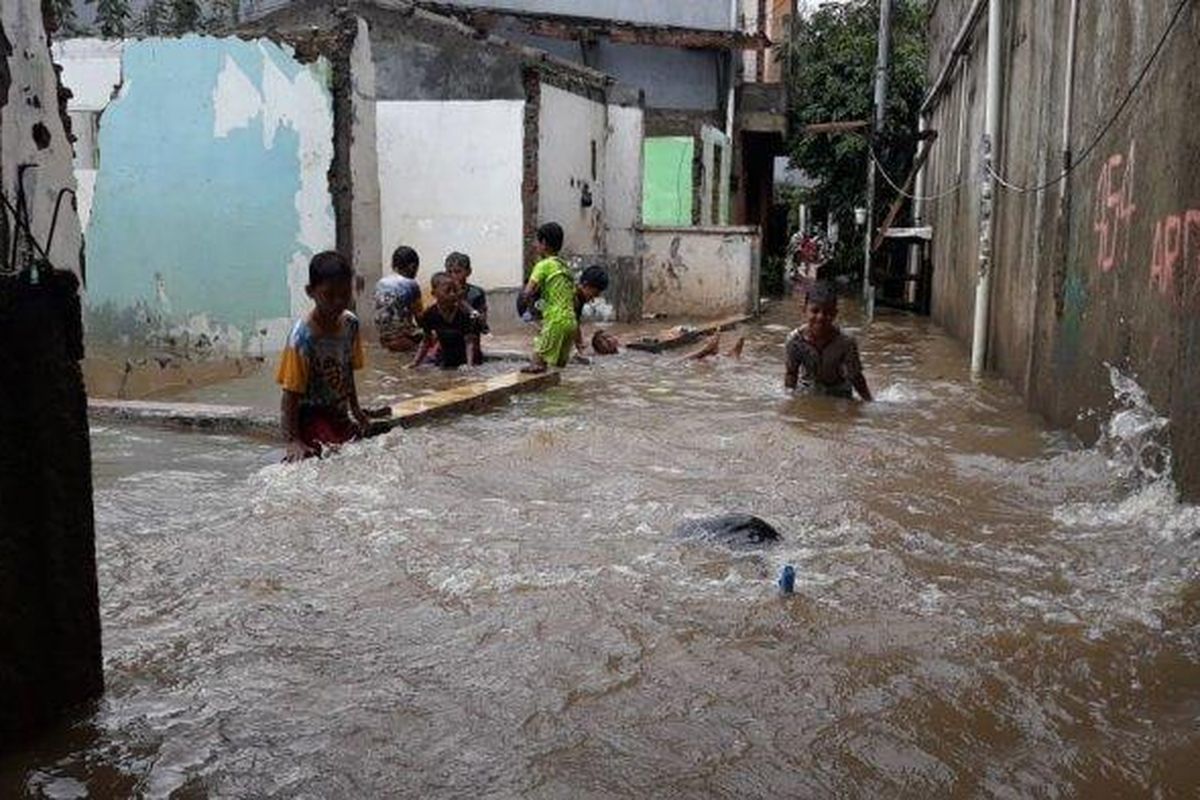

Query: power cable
[868,142,965,202]
[989,0,1192,194]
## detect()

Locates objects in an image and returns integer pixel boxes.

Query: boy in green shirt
[521,222,605,373]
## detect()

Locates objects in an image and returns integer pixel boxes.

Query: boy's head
[430,271,461,307]
[592,330,620,356]
[306,250,354,320]
[577,264,609,302]
[535,222,564,257]
[804,281,839,336]
[445,252,472,287]
[391,245,420,279]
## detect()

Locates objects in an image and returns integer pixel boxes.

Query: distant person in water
[445,252,489,364]
[412,271,482,369]
[278,251,377,461]
[784,281,872,400]
[569,265,611,364]
[373,245,423,352]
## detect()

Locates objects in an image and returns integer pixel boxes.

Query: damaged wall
[54,36,336,355]
[537,83,608,258]
[639,225,759,318]
[376,99,526,288]
[0,0,102,747]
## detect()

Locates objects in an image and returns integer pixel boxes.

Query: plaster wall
[537,83,608,257]
[639,226,758,318]
[54,36,336,354]
[376,99,526,289]
[604,102,643,258]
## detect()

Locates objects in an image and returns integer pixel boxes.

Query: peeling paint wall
[639,226,759,318]
[54,36,336,355]
[376,99,526,289]
[537,83,608,257]
[603,102,643,257]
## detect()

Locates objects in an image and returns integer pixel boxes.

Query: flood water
[4,304,1199,798]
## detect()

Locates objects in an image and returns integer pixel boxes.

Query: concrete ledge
[625,314,751,353]
[88,399,277,435]
[370,370,561,431]
[89,370,561,437]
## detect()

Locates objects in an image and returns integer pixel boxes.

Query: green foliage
[781,0,928,233]
[90,0,131,37]
[169,0,203,33]
[46,0,82,35]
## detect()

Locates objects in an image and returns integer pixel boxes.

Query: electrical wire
[868,143,965,202]
[988,0,1192,194]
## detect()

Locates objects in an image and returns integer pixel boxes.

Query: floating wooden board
[88,398,276,435]
[625,314,752,354]
[369,369,561,432]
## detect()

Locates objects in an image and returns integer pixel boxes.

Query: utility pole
[863,0,894,319]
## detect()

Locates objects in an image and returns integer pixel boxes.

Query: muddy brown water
[3,304,1199,798]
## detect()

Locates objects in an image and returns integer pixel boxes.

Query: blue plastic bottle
[778,565,796,595]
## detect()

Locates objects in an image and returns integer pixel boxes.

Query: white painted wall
[537,84,607,256]
[1,8,84,281]
[603,103,643,258]
[376,100,525,289]
[349,17,381,322]
[640,226,759,317]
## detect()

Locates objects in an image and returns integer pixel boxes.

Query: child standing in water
[373,245,423,352]
[412,272,482,369]
[521,222,577,373]
[277,251,371,461]
[784,281,872,400]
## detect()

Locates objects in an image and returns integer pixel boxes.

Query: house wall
[924,0,1200,499]
[376,99,526,289]
[55,36,336,355]
[639,226,759,318]
[643,137,695,225]
[432,0,734,30]
[537,83,608,258]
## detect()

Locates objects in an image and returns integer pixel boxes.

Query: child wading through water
[784,281,872,400]
[278,251,380,461]
[520,223,609,373]
[412,272,482,369]
[373,245,423,352]
[445,251,488,359]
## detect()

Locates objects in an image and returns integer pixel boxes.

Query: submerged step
[88,398,276,435]
[625,314,751,353]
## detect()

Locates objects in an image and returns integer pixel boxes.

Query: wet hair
[536,222,564,253]
[805,280,838,308]
[391,245,419,277]
[308,250,352,287]
[430,271,454,291]
[444,251,472,274]
[579,265,609,291]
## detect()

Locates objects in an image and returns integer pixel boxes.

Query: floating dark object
[673,514,782,549]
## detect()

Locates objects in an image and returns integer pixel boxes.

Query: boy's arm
[783,338,799,390]
[852,374,873,402]
[574,324,585,353]
[467,335,482,366]
[280,390,311,461]
[411,334,432,368]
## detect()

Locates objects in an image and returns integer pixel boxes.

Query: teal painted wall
[82,36,335,351]
[642,137,694,226]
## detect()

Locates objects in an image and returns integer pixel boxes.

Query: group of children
[276,222,870,460]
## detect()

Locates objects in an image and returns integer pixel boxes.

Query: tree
[169,0,203,33]
[781,1,928,248]
[90,0,132,38]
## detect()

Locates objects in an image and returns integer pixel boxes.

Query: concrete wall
[54,36,336,354]
[537,83,608,257]
[639,225,758,318]
[429,0,734,30]
[0,0,103,746]
[923,0,1200,498]
[376,99,526,289]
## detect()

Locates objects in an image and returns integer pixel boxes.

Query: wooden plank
[370,370,561,432]
[625,314,751,354]
[88,398,276,435]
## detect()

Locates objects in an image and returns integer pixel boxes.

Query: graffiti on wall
[1149,208,1200,307]
[1092,141,1136,274]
